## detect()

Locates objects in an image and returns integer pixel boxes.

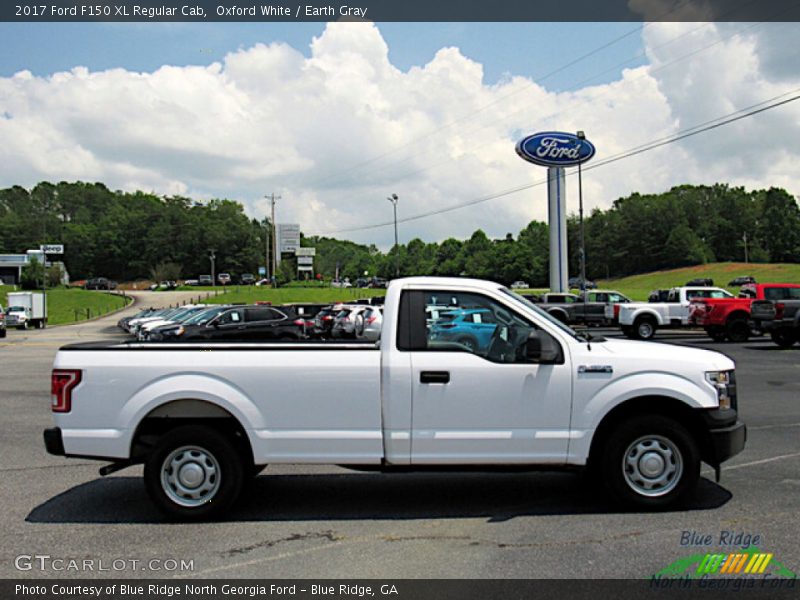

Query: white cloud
[0,22,798,249]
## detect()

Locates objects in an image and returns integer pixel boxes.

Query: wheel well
[588,396,709,469]
[131,400,254,464]
[548,308,568,321]
[634,313,657,323]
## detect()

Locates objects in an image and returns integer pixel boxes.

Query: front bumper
[43,427,65,456]
[707,421,747,466]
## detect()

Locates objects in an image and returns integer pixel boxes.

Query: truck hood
[581,337,735,372]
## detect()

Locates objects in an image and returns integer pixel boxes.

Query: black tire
[246,464,267,479]
[770,329,797,348]
[621,325,635,339]
[144,424,244,520]
[355,314,366,337]
[0,328,6,338]
[725,318,749,343]
[602,415,700,509]
[633,316,657,340]
[706,328,727,343]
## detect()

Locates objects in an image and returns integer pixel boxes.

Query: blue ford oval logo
[516,131,595,167]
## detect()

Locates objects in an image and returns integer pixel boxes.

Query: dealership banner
[3,0,800,22]
[4,579,799,599]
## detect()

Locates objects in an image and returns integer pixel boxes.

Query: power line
[308,90,800,236]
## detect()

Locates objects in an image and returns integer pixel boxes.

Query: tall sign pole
[516,131,595,293]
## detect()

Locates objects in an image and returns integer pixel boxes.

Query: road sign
[277,224,300,254]
[40,244,64,254]
[297,256,314,266]
[295,247,316,257]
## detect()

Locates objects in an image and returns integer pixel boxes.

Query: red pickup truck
[689,283,800,342]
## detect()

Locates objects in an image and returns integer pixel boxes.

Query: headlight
[705,370,736,410]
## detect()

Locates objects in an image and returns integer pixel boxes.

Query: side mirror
[526,330,561,364]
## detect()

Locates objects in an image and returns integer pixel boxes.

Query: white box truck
[5,292,46,329]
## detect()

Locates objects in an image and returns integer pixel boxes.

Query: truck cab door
[399,290,573,465]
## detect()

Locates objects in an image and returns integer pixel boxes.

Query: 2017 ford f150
[44,277,746,519]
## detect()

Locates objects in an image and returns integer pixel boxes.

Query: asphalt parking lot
[1,298,798,580]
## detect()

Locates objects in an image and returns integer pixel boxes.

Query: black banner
[3,0,800,22]
[3,579,799,600]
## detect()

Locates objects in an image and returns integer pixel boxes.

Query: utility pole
[209,249,216,286]
[743,231,749,264]
[266,193,281,282]
[264,216,270,280]
[576,131,587,293]
[387,194,399,278]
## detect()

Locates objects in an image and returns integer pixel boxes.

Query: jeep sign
[515,132,595,167]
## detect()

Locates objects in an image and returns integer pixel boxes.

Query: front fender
[577,371,715,432]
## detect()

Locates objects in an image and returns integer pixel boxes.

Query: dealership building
[0,250,70,285]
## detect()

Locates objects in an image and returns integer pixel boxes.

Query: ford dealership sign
[516,131,595,167]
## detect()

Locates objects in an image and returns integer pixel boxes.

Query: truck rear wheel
[144,424,244,520]
[633,316,657,340]
[621,326,635,339]
[602,415,699,509]
[770,329,797,348]
[725,318,749,343]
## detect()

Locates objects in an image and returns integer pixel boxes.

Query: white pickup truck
[611,287,733,340]
[45,277,745,519]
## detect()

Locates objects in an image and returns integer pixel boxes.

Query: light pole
[387,193,399,278]
[576,131,587,293]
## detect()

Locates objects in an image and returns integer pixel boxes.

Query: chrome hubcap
[622,435,682,497]
[161,446,221,507]
[638,323,653,337]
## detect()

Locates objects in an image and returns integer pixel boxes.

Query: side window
[419,291,538,363]
[217,309,242,325]
[245,308,271,322]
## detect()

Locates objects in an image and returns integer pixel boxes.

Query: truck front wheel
[633,316,657,340]
[144,425,244,520]
[602,415,699,509]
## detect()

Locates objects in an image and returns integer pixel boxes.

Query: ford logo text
[516,131,596,167]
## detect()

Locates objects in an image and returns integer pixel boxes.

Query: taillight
[613,305,621,318]
[51,369,82,413]
[775,302,785,319]
[293,319,305,326]
[322,315,333,321]
[366,316,378,325]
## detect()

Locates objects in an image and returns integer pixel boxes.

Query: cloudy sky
[1,21,799,248]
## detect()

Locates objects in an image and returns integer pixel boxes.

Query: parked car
[183,279,199,287]
[179,305,306,341]
[331,305,370,339]
[44,276,746,519]
[217,273,232,286]
[239,273,255,285]
[198,275,213,286]
[0,304,6,338]
[568,277,596,290]
[728,276,757,287]
[5,292,46,329]
[510,280,530,289]
[84,277,117,290]
[355,307,383,342]
[354,278,369,288]
[369,277,388,289]
[149,306,231,341]
[428,308,500,352]
[331,278,352,288]
[138,305,208,341]
[688,283,800,342]
[686,278,714,287]
[312,305,342,339]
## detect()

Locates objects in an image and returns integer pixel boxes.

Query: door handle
[420,371,450,384]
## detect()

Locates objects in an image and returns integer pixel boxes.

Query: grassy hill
[598,263,800,301]
[0,287,131,325]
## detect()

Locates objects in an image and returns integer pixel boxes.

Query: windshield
[7,306,26,312]
[500,288,582,340]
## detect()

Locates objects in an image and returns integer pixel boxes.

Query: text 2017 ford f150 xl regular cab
[44,277,746,519]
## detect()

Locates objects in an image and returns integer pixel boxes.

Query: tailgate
[750,300,776,321]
